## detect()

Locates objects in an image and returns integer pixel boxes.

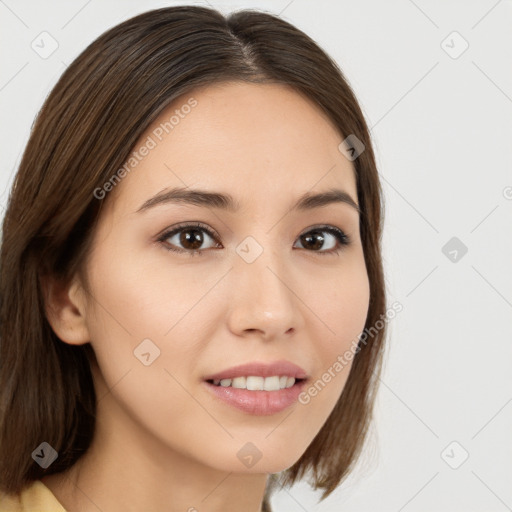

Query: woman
[0,5,386,511]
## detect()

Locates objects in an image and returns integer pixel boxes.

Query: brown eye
[159,223,221,256]
[175,228,206,250]
[158,223,350,257]
[294,226,350,254]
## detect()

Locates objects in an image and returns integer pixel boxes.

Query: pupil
[302,231,324,250]
[180,229,203,250]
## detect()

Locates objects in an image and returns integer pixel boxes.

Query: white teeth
[247,376,264,390]
[232,376,246,389]
[210,375,297,390]
[263,376,280,391]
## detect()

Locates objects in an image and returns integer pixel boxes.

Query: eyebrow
[136,186,361,215]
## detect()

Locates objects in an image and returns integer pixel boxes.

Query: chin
[214,449,306,475]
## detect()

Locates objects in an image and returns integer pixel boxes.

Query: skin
[41,81,370,512]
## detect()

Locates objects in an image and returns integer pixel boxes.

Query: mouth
[202,360,309,415]
[205,375,307,391]
[203,376,309,416]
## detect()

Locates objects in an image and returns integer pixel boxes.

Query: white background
[1,1,512,510]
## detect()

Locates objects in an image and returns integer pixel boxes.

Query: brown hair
[0,5,386,509]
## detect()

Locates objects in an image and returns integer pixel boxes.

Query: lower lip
[203,379,307,416]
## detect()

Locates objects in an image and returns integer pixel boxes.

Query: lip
[203,360,309,381]
[203,378,308,416]
[202,360,309,416]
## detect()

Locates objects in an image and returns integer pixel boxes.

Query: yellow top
[0,480,66,511]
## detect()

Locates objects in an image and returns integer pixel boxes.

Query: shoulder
[0,480,67,511]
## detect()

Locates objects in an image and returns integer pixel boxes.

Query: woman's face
[80,81,369,473]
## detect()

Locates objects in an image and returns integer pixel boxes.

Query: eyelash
[157,222,351,257]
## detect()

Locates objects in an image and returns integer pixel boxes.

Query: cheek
[82,247,214,450]
[320,252,370,348]
[82,238,224,403]
[85,238,213,341]
[301,255,370,407]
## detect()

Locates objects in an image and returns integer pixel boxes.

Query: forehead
[108,81,357,215]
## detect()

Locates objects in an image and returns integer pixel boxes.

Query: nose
[226,247,303,341]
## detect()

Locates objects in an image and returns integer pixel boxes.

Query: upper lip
[204,360,309,381]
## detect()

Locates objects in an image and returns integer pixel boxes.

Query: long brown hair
[0,6,386,509]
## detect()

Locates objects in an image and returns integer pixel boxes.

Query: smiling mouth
[206,375,307,391]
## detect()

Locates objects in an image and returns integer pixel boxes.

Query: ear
[41,273,90,345]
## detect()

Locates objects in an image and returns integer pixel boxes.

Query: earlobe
[41,274,90,346]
